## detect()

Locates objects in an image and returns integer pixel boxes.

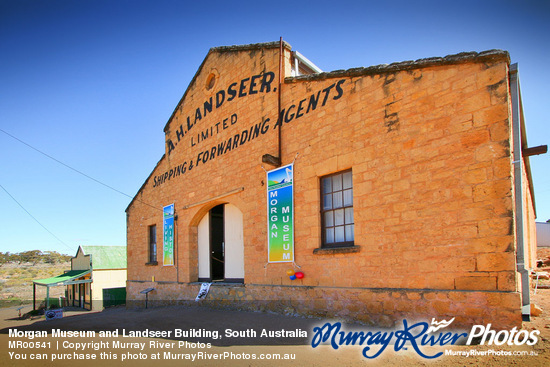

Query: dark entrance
[72,284,76,307]
[79,283,85,307]
[210,204,225,281]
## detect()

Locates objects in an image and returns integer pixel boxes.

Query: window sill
[145,261,158,266]
[313,245,361,255]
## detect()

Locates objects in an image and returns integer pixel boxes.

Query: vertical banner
[163,204,175,266]
[267,163,294,263]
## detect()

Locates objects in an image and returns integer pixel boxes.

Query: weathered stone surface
[126,42,529,330]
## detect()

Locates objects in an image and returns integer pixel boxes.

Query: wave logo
[311,319,467,359]
[427,317,455,333]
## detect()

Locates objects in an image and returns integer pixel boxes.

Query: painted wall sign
[163,204,175,266]
[267,164,294,263]
[166,71,277,156]
[153,79,345,188]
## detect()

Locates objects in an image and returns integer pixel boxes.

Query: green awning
[33,269,91,287]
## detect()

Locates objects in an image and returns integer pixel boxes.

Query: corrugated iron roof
[33,269,91,286]
[81,246,127,270]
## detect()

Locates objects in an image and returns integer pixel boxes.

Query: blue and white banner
[163,204,175,266]
[267,164,294,263]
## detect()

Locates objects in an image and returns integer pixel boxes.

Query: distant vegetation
[0,250,71,266]
[0,252,71,308]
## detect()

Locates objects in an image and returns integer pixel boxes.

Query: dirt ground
[3,247,550,367]
[0,283,549,367]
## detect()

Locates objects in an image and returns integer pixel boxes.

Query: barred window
[321,170,354,247]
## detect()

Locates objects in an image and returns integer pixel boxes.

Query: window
[321,170,354,247]
[148,225,157,264]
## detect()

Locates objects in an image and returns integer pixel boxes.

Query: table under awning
[33,270,92,310]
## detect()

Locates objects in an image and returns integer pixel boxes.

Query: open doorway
[210,204,224,281]
[197,203,244,283]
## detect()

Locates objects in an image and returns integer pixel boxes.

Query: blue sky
[0,0,548,255]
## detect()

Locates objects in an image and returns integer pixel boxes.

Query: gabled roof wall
[127,43,514,213]
[163,41,292,134]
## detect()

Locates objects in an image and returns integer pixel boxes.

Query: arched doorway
[197,203,244,282]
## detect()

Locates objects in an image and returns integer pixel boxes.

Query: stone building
[126,41,543,329]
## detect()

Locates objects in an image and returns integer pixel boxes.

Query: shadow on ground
[0,304,351,346]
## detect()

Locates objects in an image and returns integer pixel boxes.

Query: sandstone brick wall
[126,43,526,328]
[127,281,520,329]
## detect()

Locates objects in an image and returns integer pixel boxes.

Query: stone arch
[190,196,245,282]
[188,195,246,227]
